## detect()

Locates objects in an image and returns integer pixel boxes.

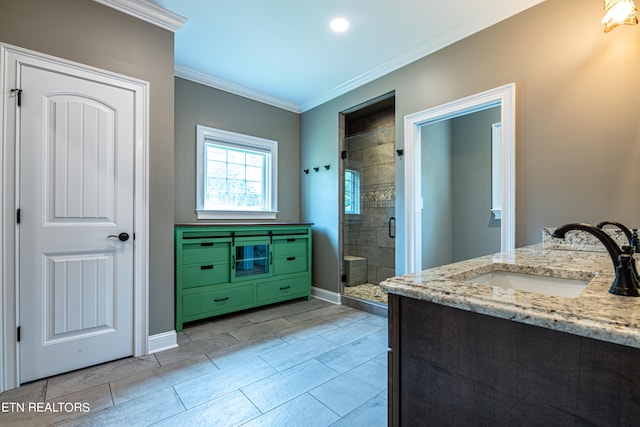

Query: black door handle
[108,232,130,242]
[388,217,396,239]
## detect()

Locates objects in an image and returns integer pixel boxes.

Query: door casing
[403,83,516,274]
[0,43,150,393]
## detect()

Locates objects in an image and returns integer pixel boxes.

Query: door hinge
[17,326,21,342]
[341,273,347,283]
[11,89,22,107]
[341,150,347,160]
[16,208,21,224]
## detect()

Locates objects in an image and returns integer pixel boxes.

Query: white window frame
[344,168,361,215]
[196,125,278,220]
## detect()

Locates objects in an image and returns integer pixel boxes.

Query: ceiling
[145,0,546,113]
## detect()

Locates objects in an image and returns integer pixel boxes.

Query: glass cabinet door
[232,240,271,280]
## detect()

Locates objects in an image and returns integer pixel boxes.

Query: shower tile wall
[345,107,395,285]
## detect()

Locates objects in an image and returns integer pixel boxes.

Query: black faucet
[633,229,640,253]
[552,223,640,297]
[596,221,640,252]
[596,221,640,282]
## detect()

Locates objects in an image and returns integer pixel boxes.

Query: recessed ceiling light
[330,17,349,32]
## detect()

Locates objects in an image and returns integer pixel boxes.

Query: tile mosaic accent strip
[361,183,395,208]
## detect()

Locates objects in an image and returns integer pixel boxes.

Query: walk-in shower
[340,94,396,311]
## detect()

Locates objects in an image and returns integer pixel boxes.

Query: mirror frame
[403,83,516,273]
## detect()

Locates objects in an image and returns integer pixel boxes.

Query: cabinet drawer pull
[287,256,296,261]
[200,242,214,247]
[287,238,296,242]
[200,265,214,270]
[214,297,229,302]
[279,286,291,291]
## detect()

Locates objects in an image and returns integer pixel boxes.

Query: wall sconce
[602,0,638,32]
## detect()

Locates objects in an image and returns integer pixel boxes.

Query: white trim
[169,2,543,113]
[304,1,544,112]
[196,210,279,221]
[404,83,516,274]
[162,1,542,113]
[133,62,151,361]
[196,125,278,219]
[0,45,17,395]
[311,287,342,305]
[148,331,178,354]
[92,0,187,33]
[491,122,503,219]
[0,43,150,393]
[344,169,361,216]
[175,65,300,114]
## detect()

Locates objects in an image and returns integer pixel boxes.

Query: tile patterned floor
[0,298,388,427]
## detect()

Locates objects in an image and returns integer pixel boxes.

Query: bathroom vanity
[175,223,312,331]
[381,231,640,426]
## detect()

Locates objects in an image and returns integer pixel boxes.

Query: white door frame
[0,43,150,392]
[403,83,516,274]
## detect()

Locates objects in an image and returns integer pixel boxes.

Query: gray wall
[452,107,501,262]
[174,77,301,223]
[0,0,175,334]
[421,121,453,269]
[302,0,640,290]
[421,107,500,269]
[301,103,342,292]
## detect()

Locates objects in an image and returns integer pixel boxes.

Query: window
[196,125,278,219]
[344,169,360,215]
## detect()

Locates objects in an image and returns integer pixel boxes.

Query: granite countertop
[380,229,640,349]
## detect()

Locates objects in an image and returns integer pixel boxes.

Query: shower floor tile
[343,283,388,304]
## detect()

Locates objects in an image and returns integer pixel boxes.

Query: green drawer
[182,242,229,265]
[182,263,229,288]
[274,255,307,275]
[273,238,308,257]
[257,276,309,302]
[182,285,254,317]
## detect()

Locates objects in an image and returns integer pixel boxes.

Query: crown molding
[300,0,544,112]
[170,0,544,113]
[175,65,301,113]
[93,0,187,32]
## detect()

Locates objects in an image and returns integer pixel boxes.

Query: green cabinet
[175,223,312,331]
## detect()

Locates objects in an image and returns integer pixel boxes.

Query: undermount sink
[468,270,590,298]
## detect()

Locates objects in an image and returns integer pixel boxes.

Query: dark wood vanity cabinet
[388,294,640,426]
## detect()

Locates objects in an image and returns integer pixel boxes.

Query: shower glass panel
[341,100,396,306]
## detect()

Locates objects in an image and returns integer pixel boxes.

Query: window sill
[196,210,279,220]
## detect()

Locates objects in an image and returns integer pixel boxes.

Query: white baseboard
[148,330,178,354]
[312,286,341,304]
[147,289,340,354]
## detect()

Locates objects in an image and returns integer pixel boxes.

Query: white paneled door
[18,63,135,382]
